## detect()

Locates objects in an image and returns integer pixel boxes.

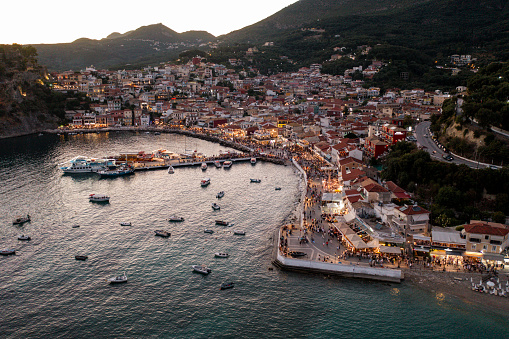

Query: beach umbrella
[487,281,495,288]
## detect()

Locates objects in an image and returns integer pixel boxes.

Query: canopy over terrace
[335,222,373,251]
[378,246,402,255]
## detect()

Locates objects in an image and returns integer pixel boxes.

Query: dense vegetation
[430,62,509,165]
[0,44,66,136]
[382,142,509,226]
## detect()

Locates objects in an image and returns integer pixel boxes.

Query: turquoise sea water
[0,132,508,338]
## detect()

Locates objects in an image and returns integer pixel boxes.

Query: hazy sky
[1,0,299,45]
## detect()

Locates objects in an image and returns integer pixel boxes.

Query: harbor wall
[274,252,403,283]
[291,158,308,229]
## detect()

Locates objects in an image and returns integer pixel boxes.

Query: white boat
[214,252,229,258]
[233,230,246,235]
[120,222,131,226]
[215,220,229,226]
[251,157,256,164]
[222,161,232,168]
[13,214,30,225]
[192,265,212,275]
[250,179,261,183]
[216,191,225,199]
[204,229,214,234]
[0,249,16,256]
[212,203,220,210]
[89,194,110,202]
[60,156,109,174]
[201,162,208,170]
[201,178,211,187]
[214,161,221,168]
[18,234,31,241]
[168,165,174,174]
[168,215,185,222]
[108,272,127,284]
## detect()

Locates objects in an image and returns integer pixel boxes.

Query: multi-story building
[392,205,430,236]
[462,222,509,256]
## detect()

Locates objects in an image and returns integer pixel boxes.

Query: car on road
[443,154,454,161]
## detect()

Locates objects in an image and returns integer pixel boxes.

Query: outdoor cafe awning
[482,253,506,262]
[379,246,401,255]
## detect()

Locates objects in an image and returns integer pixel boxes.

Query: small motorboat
[154,132,161,135]
[98,164,134,177]
[0,249,16,256]
[154,230,171,238]
[212,203,220,210]
[251,158,256,165]
[89,194,110,202]
[75,255,88,261]
[17,235,31,241]
[233,230,246,235]
[275,187,282,191]
[13,214,30,225]
[192,265,212,275]
[72,225,80,228]
[108,272,127,284]
[201,162,208,170]
[168,215,185,222]
[289,251,307,257]
[222,161,232,168]
[250,179,261,183]
[216,191,225,199]
[215,220,229,226]
[120,222,132,226]
[214,161,221,168]
[215,252,229,258]
[168,165,174,174]
[201,178,211,187]
[220,282,234,290]
[204,229,214,234]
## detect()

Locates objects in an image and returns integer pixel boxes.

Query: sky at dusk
[1,0,299,45]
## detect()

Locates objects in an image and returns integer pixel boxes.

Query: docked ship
[98,164,134,177]
[60,156,110,174]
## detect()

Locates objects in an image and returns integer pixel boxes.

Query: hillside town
[52,55,508,274]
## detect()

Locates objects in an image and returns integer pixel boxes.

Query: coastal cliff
[0,44,64,138]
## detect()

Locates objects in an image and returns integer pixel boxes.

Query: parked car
[443,154,454,161]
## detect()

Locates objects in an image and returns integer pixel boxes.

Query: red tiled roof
[396,205,429,215]
[364,183,388,193]
[464,223,509,236]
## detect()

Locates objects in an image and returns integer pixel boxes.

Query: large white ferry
[60,156,110,174]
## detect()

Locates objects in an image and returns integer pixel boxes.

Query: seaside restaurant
[335,222,373,252]
[429,227,466,259]
[321,192,343,215]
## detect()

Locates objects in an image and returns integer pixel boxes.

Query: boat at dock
[214,161,221,168]
[222,161,232,168]
[201,162,208,170]
[192,265,212,275]
[251,158,256,165]
[212,203,220,210]
[13,215,30,225]
[201,178,211,187]
[216,191,225,199]
[215,220,229,226]
[154,230,171,238]
[220,282,234,290]
[89,194,110,203]
[98,164,134,177]
[215,252,229,258]
[168,215,185,222]
[250,179,261,183]
[60,156,109,174]
[168,165,174,174]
